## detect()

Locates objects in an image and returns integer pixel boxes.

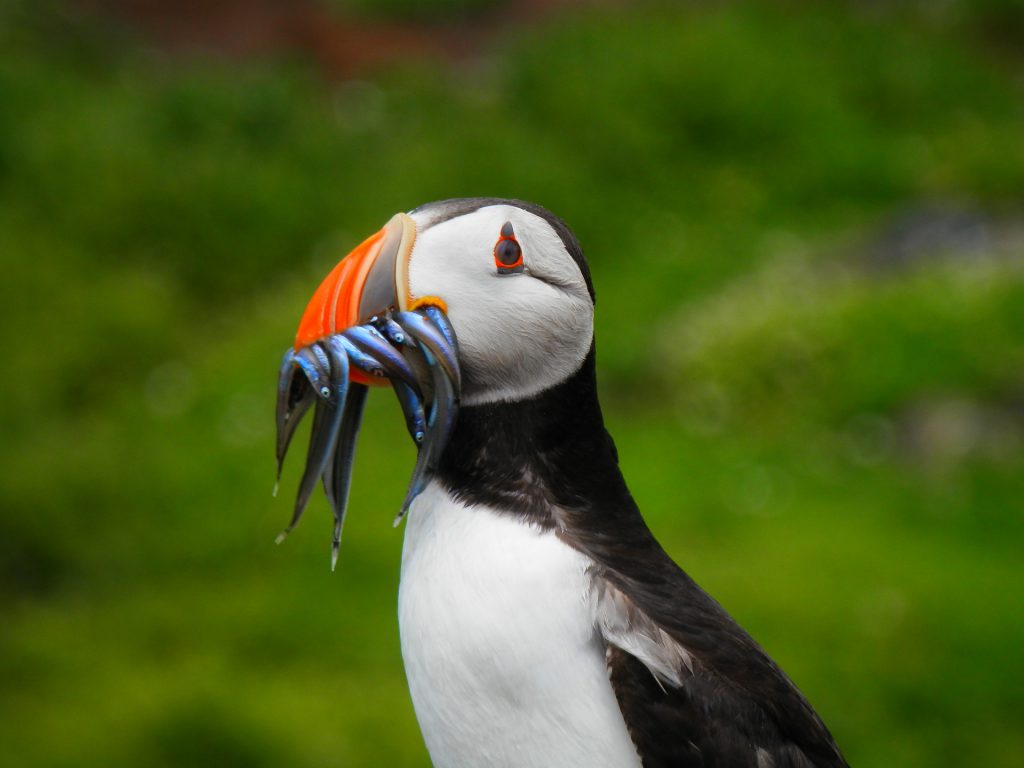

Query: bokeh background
[2,0,1023,765]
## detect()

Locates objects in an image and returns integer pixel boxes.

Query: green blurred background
[2,0,1023,765]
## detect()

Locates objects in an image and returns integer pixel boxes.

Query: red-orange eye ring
[494,221,524,275]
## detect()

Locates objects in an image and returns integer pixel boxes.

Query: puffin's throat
[436,345,633,527]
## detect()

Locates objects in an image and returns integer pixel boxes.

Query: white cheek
[451,278,593,405]
[407,206,594,405]
[412,263,592,404]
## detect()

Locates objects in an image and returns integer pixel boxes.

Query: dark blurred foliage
[1,1,1022,765]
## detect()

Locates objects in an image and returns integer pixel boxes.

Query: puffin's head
[276,199,596,564]
[295,198,595,406]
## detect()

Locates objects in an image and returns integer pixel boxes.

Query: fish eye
[494,221,524,275]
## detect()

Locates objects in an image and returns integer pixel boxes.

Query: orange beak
[294,213,417,383]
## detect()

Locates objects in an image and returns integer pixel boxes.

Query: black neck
[437,345,637,525]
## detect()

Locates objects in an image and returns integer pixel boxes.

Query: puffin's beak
[295,212,417,362]
[275,211,461,568]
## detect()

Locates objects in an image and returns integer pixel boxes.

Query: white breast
[398,482,642,768]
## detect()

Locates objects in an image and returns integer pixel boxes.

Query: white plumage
[398,481,643,768]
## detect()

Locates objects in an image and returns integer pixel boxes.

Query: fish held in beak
[273,213,461,567]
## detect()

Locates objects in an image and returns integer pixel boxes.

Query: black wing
[582,526,849,768]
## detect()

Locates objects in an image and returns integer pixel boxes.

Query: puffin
[275,198,849,768]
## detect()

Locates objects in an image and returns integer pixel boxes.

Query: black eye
[495,239,521,266]
[494,222,524,274]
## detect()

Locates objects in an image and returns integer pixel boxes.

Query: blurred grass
[1,1,1023,766]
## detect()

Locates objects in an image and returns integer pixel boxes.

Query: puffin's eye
[494,221,524,275]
